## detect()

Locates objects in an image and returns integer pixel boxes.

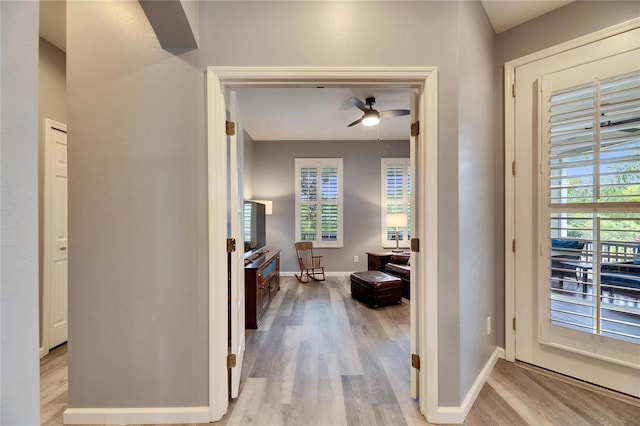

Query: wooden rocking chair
[294,241,325,283]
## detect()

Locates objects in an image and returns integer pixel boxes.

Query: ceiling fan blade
[379,109,410,117]
[350,97,368,113]
[347,117,363,127]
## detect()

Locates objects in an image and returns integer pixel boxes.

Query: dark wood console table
[245,247,280,329]
[367,251,395,272]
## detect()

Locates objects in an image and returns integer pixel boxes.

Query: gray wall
[457,0,496,403]
[67,1,209,407]
[251,139,409,273]
[38,37,67,345]
[492,0,640,349]
[67,0,473,409]
[0,1,40,424]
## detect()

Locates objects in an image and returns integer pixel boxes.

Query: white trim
[429,347,504,424]
[206,70,229,422]
[505,18,640,69]
[41,118,67,357]
[63,406,209,424]
[207,66,438,423]
[503,18,640,364]
[504,62,516,363]
[208,66,439,83]
[422,70,439,422]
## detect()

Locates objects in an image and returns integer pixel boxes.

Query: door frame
[41,118,68,357]
[504,18,640,362]
[206,66,439,422]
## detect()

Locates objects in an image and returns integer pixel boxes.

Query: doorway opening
[206,67,439,422]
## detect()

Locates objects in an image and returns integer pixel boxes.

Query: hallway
[41,277,639,425]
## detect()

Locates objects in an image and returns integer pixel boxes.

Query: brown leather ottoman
[350,270,402,308]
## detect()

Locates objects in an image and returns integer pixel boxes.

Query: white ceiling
[39,0,576,140]
[236,87,415,141]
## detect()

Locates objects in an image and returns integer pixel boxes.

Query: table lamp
[386,213,408,252]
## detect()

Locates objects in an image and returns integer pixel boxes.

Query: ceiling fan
[347,96,410,127]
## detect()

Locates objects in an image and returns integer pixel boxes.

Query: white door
[229,91,246,398]
[512,30,640,396]
[44,120,68,350]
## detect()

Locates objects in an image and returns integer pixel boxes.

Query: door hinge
[411,353,420,370]
[227,353,237,368]
[512,317,516,331]
[512,161,516,176]
[512,83,516,98]
[410,238,420,253]
[411,121,420,137]
[226,120,236,136]
[512,239,516,252]
[226,238,236,253]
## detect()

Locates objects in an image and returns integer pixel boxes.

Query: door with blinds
[512,28,640,397]
[541,51,640,366]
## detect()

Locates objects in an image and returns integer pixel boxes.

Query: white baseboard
[431,346,503,424]
[40,346,47,359]
[63,406,209,424]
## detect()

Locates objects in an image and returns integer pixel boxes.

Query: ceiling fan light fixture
[362,111,380,126]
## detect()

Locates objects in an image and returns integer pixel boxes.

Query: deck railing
[582,241,639,263]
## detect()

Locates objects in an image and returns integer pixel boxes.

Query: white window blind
[295,158,343,248]
[545,67,640,349]
[381,158,410,248]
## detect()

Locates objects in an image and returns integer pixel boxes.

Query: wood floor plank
[379,356,424,425]
[273,278,298,318]
[465,382,527,426]
[258,282,286,331]
[269,325,302,382]
[287,283,307,326]
[249,315,289,378]
[487,360,593,425]
[519,362,640,426]
[372,402,409,426]
[352,328,400,405]
[224,377,269,426]
[341,375,378,426]
[316,353,349,426]
[286,340,320,425]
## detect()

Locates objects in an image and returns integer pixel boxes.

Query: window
[295,158,343,248]
[544,67,640,347]
[381,158,410,248]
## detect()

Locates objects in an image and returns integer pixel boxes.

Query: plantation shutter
[381,158,410,247]
[543,51,640,358]
[295,158,343,248]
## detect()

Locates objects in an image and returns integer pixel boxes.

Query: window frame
[380,158,411,249]
[294,158,344,248]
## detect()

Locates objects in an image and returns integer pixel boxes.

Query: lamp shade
[386,213,407,228]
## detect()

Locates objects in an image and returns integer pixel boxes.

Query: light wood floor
[41,276,639,425]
